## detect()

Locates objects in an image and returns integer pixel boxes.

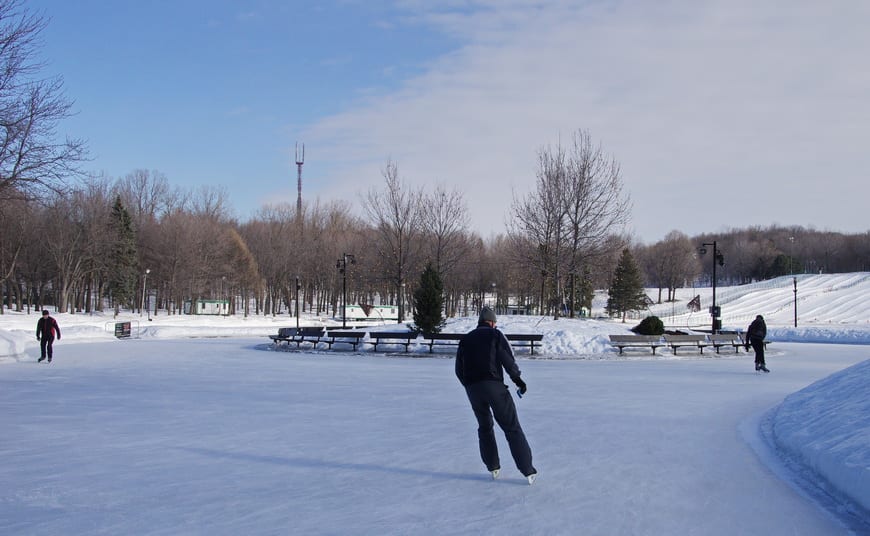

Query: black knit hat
[479,306,497,324]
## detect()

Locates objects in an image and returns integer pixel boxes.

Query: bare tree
[115,169,172,228]
[643,231,700,302]
[508,144,565,316]
[42,192,91,312]
[563,130,631,280]
[419,183,470,275]
[0,195,27,311]
[0,0,86,200]
[509,130,630,318]
[362,160,422,322]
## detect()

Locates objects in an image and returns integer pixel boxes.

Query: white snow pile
[771,359,870,517]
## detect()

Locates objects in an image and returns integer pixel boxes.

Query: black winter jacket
[746,318,766,341]
[455,323,521,386]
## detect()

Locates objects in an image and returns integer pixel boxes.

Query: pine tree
[413,262,444,334]
[108,196,139,311]
[578,267,594,316]
[606,248,647,322]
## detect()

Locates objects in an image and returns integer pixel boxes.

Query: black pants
[464,381,535,476]
[750,338,765,366]
[39,337,55,361]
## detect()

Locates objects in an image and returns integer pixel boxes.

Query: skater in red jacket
[36,310,61,363]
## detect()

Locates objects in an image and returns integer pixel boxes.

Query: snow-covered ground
[1,274,868,534]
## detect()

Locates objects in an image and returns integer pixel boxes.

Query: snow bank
[768,325,870,345]
[771,359,870,516]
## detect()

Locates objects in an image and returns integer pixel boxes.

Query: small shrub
[633,316,664,335]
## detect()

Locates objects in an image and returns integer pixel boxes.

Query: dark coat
[36,316,61,340]
[746,317,766,341]
[455,323,521,386]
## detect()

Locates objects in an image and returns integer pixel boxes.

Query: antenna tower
[295,142,305,214]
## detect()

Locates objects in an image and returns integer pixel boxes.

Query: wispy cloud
[301,0,870,241]
[236,10,261,22]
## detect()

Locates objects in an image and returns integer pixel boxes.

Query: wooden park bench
[321,330,368,351]
[608,335,664,355]
[269,326,327,348]
[422,332,544,354]
[368,331,419,352]
[269,327,297,344]
[738,333,770,352]
[663,334,708,355]
[422,332,464,353]
[709,333,746,354]
[505,333,544,355]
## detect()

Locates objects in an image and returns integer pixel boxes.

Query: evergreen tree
[606,248,647,322]
[413,262,444,334]
[578,266,594,316]
[108,196,139,311]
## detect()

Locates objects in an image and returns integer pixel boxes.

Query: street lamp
[540,269,547,316]
[399,281,406,323]
[295,276,301,329]
[793,276,798,327]
[335,254,355,328]
[699,242,724,333]
[141,269,150,318]
[491,282,496,312]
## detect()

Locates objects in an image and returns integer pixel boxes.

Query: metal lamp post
[336,254,355,328]
[793,276,798,327]
[491,282,496,312]
[699,242,724,333]
[399,282,406,323]
[540,269,547,316]
[295,276,301,329]
[141,269,150,318]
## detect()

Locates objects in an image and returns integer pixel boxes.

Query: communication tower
[295,142,305,214]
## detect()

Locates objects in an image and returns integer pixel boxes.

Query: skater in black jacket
[455,306,537,484]
[745,315,768,372]
[36,310,61,363]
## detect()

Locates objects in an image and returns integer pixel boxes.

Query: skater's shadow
[173,446,488,483]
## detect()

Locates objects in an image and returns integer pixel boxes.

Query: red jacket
[36,316,61,340]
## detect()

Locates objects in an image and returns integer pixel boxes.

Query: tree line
[3,164,866,322]
[631,226,870,308]
[0,152,625,320]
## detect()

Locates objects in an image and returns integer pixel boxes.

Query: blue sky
[28,0,870,242]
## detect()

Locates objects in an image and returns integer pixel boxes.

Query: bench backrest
[296,327,325,337]
[609,335,661,343]
[663,334,707,342]
[327,331,367,338]
[424,333,465,340]
[505,334,544,342]
[277,327,297,338]
[709,334,740,343]
[370,331,419,339]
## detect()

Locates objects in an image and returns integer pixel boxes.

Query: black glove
[514,378,527,395]
[36,336,40,341]
[744,343,750,351]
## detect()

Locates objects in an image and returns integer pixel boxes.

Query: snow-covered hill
[629,272,870,330]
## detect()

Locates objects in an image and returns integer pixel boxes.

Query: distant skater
[36,309,61,363]
[745,314,768,373]
[455,306,537,484]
